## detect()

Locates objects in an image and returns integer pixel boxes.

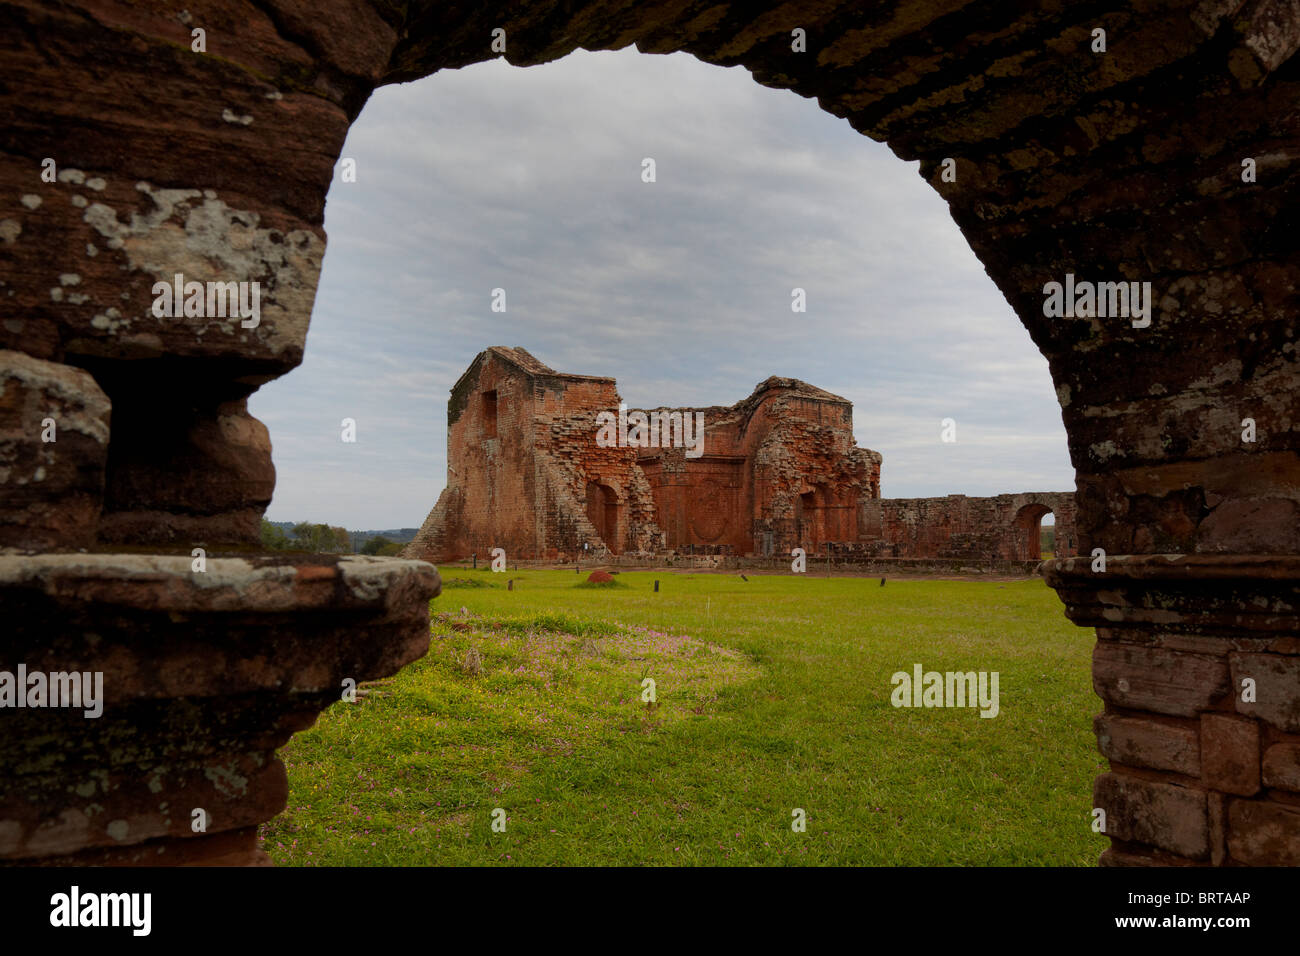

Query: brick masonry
[1050,557,1300,866]
[405,347,1079,564]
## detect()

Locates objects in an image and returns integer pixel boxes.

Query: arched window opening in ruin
[482,390,498,439]
[1039,511,1059,560]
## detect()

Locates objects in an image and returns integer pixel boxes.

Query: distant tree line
[260,520,351,553]
[360,536,404,556]
[259,519,406,555]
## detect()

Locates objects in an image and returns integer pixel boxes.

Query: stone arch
[797,482,847,552]
[796,487,817,551]
[585,481,621,553]
[3,2,1298,866]
[1013,502,1054,561]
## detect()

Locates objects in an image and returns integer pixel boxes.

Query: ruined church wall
[748,394,880,556]
[420,354,1068,565]
[632,402,749,553]
[861,492,1078,560]
[629,388,879,556]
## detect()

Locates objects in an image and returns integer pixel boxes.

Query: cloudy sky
[248,49,1074,531]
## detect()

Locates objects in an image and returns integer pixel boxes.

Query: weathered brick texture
[1199,714,1261,796]
[1231,653,1300,733]
[861,493,1078,560]
[1262,744,1300,792]
[1227,800,1300,866]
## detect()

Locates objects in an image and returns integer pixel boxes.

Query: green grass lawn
[262,568,1108,865]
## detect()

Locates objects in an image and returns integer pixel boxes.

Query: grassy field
[262,568,1107,866]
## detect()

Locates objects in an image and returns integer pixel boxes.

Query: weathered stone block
[1227,799,1300,866]
[1093,773,1210,860]
[1230,652,1300,732]
[1093,642,1230,717]
[0,350,110,549]
[1094,713,1200,775]
[1199,713,1260,796]
[1262,743,1300,792]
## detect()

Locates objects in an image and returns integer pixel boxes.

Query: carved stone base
[0,553,439,865]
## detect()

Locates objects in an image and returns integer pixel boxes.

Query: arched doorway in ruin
[1013,503,1053,561]
[6,3,1296,868]
[796,488,817,552]
[585,481,620,553]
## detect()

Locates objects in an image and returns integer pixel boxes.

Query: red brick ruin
[2,1,1298,866]
[406,346,1079,565]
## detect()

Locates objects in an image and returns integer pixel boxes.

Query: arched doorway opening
[797,488,817,552]
[585,481,620,553]
[1012,502,1053,561]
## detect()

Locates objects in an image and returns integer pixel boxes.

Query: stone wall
[862,492,1080,560]
[406,347,662,562]
[637,378,881,557]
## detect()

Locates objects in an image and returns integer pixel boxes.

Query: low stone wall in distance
[439,555,1046,576]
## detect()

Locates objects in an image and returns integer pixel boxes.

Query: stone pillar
[0,553,438,865]
[1046,556,1300,865]
[98,396,275,546]
[0,0,439,866]
[937,8,1300,865]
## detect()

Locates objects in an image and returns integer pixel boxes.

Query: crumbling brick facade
[407,348,1078,564]
[408,347,663,561]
